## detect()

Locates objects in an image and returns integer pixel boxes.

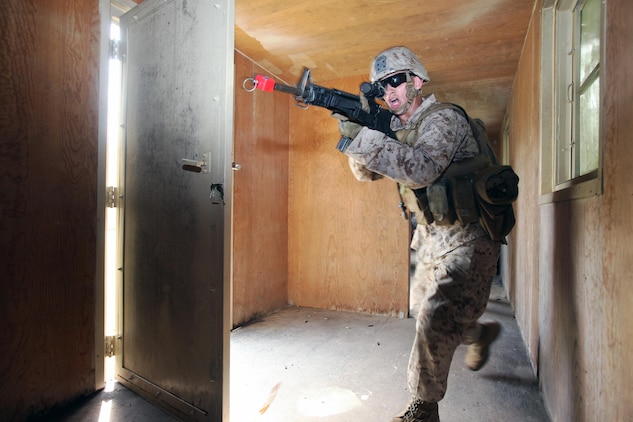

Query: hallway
[47,279,549,421]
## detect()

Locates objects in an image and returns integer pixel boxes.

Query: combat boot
[465,321,501,371]
[391,398,439,422]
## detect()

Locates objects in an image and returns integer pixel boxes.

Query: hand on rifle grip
[338,119,362,140]
[359,91,370,113]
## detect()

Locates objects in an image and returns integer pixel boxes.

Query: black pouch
[472,165,519,241]
[413,187,434,225]
[450,174,479,225]
[475,165,519,205]
[477,200,516,242]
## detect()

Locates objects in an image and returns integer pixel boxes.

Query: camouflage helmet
[370,46,430,83]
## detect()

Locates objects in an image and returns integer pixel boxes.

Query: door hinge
[105,335,117,357]
[109,39,122,60]
[106,186,119,208]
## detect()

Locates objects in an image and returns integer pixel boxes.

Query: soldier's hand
[359,91,370,113]
[331,112,362,139]
[331,112,348,121]
[338,119,362,139]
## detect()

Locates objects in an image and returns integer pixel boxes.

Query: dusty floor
[46,279,550,422]
[229,279,549,422]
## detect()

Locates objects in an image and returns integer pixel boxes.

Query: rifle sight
[360,82,385,99]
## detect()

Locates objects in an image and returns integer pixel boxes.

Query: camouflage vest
[397,103,518,242]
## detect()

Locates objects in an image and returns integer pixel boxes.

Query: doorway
[100,1,234,420]
[103,1,129,390]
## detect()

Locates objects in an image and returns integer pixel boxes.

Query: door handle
[181,153,210,173]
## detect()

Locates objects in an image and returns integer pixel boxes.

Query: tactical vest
[396,102,519,242]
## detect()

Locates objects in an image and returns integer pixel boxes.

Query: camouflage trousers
[408,236,500,403]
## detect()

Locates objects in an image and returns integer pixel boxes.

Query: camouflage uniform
[343,94,501,403]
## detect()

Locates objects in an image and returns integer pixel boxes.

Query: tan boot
[391,398,439,422]
[465,321,501,371]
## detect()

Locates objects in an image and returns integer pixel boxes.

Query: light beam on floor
[98,399,112,422]
[296,386,362,417]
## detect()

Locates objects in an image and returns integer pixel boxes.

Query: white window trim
[539,0,605,204]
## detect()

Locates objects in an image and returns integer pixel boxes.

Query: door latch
[209,184,225,204]
[181,152,210,173]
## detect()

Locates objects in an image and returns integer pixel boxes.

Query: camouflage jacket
[343,94,490,256]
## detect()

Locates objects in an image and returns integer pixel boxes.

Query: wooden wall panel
[505,0,633,420]
[287,76,409,316]
[600,1,633,417]
[232,52,289,327]
[503,0,541,368]
[0,1,99,419]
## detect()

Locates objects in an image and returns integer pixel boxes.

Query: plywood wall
[287,76,410,316]
[502,0,542,368]
[232,67,409,319]
[232,52,290,327]
[0,1,100,419]
[505,0,633,420]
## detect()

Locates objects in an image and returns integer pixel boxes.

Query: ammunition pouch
[427,179,456,226]
[405,188,433,224]
[451,174,480,225]
[410,174,479,228]
[477,200,516,242]
[405,163,519,241]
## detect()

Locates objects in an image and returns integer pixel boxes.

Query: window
[541,0,604,201]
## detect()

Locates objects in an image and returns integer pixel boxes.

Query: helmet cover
[370,46,430,83]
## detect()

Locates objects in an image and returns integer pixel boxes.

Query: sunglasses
[379,72,412,89]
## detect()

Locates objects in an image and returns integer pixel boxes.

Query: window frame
[539,0,605,203]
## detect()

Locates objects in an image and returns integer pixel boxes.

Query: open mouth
[387,97,401,110]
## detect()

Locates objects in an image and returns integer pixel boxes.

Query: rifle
[242,68,396,150]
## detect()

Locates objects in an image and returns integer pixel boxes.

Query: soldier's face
[382,74,424,115]
[383,79,409,113]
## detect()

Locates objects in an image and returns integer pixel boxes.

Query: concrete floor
[230,279,549,422]
[47,279,550,422]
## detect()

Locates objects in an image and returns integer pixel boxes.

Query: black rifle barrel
[273,83,303,97]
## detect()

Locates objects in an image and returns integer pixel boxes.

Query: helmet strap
[393,74,422,116]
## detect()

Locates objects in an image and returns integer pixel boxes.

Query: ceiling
[235,0,536,141]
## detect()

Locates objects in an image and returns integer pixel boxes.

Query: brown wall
[287,76,409,316]
[232,52,290,326]
[503,0,542,369]
[233,69,410,318]
[0,1,100,420]
[505,0,633,420]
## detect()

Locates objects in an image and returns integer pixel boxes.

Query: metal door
[118,1,234,420]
